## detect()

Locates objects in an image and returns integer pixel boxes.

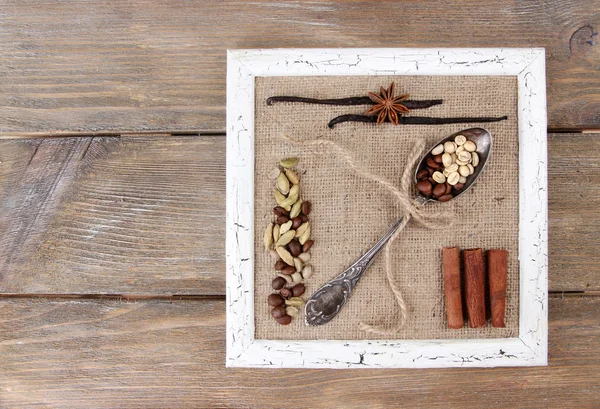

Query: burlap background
[254,75,519,340]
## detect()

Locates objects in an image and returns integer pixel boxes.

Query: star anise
[364,82,409,125]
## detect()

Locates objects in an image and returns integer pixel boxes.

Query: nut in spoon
[304,127,493,326]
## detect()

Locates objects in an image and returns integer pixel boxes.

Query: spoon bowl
[305,128,494,326]
[414,127,492,203]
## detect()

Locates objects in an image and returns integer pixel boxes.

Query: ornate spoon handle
[304,217,405,326]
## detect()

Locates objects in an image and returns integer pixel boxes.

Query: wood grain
[0,297,598,408]
[0,0,598,136]
[0,136,225,294]
[0,134,598,294]
[548,134,600,291]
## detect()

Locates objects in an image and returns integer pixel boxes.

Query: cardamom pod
[293,257,303,272]
[289,200,302,219]
[280,194,298,208]
[274,189,286,206]
[285,169,299,184]
[285,306,299,317]
[290,272,303,284]
[295,222,309,238]
[268,167,281,179]
[263,223,273,250]
[277,172,290,195]
[276,230,295,247]
[298,252,310,263]
[280,157,298,168]
[301,264,313,279]
[272,224,280,242]
[288,184,299,198]
[276,246,294,266]
[299,225,311,245]
[279,220,293,235]
[285,296,304,307]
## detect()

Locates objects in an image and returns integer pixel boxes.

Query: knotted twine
[282,134,452,336]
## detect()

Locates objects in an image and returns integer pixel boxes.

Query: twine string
[282,134,452,336]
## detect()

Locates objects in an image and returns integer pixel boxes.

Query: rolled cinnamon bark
[487,249,508,328]
[442,247,463,329]
[463,248,486,328]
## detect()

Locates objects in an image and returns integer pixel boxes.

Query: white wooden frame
[226,48,547,368]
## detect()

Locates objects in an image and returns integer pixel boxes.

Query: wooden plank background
[0,0,599,407]
[0,0,599,136]
[1,296,599,408]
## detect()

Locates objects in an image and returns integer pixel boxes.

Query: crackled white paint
[226,48,548,368]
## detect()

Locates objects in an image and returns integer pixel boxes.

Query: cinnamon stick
[442,247,463,329]
[463,248,486,328]
[487,249,508,328]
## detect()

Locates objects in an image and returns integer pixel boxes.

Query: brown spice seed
[416,180,432,196]
[426,157,441,170]
[276,216,289,225]
[291,216,302,230]
[302,240,314,253]
[453,182,465,191]
[276,315,292,325]
[301,201,312,215]
[271,305,287,319]
[274,259,286,270]
[281,266,296,275]
[433,153,443,164]
[445,182,452,195]
[432,183,446,198]
[288,239,302,257]
[279,288,292,299]
[272,276,286,290]
[416,169,429,180]
[267,293,284,307]
[438,194,453,202]
[300,214,309,223]
[273,206,289,217]
[291,283,306,297]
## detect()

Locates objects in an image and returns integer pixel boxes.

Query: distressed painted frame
[226,48,547,368]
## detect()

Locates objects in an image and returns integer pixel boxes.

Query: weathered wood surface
[0,134,597,294]
[0,297,598,408]
[0,136,225,294]
[0,0,598,136]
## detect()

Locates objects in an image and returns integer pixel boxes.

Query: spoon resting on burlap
[304,127,493,326]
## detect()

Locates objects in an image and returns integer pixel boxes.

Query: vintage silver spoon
[304,127,493,326]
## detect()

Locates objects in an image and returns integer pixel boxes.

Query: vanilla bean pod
[328,115,508,129]
[267,96,443,110]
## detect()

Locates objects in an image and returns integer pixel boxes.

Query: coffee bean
[445,182,452,195]
[426,157,441,170]
[426,167,435,175]
[438,194,453,202]
[291,216,302,230]
[302,240,314,253]
[416,180,433,196]
[276,315,292,325]
[453,182,465,191]
[288,239,302,257]
[274,259,286,270]
[432,183,446,198]
[291,283,305,297]
[281,265,296,275]
[271,305,286,319]
[428,177,436,184]
[301,201,312,215]
[273,206,289,217]
[416,169,429,180]
[279,288,292,299]
[267,293,284,307]
[433,153,443,164]
[272,276,286,290]
[300,215,309,223]
[276,215,289,225]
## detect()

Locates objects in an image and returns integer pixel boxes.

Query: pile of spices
[263,157,314,325]
[416,134,481,201]
[442,247,508,329]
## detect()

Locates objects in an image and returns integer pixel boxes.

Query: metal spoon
[304,127,493,326]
